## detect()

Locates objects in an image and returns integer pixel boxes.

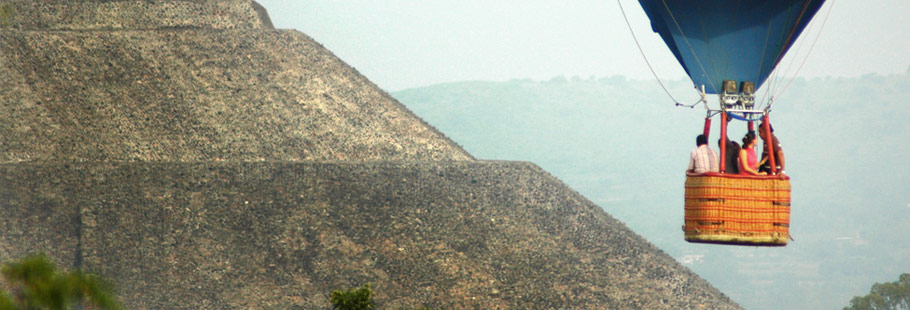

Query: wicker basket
[683,172,791,246]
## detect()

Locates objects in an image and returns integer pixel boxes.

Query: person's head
[742,132,756,148]
[696,134,708,146]
[719,138,740,149]
[759,122,775,139]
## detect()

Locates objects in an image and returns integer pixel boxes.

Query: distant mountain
[394,73,910,310]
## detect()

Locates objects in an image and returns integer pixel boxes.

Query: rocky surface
[1,161,739,309]
[0,29,471,162]
[0,0,267,30]
[0,1,741,309]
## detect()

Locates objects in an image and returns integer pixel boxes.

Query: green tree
[330,284,375,310]
[0,254,120,310]
[845,273,910,310]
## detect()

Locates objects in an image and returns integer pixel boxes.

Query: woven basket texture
[684,174,791,246]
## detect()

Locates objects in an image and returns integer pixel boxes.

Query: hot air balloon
[636,0,827,246]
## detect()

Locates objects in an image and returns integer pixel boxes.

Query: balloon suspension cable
[676,84,708,109]
[766,97,776,112]
[772,0,835,100]
[617,0,698,107]
[758,0,833,109]
[674,93,706,109]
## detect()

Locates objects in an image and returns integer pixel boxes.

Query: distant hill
[394,73,910,310]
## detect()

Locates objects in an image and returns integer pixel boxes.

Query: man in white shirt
[688,134,719,174]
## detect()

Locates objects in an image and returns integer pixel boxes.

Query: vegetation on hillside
[844,273,910,310]
[330,284,375,310]
[0,254,120,310]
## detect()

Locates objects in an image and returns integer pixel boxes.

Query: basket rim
[687,171,790,181]
[684,233,789,246]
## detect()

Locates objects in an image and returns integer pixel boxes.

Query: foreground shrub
[330,283,375,310]
[0,254,120,310]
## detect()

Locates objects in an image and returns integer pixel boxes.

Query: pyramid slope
[0,0,267,30]
[0,29,471,162]
[0,1,740,309]
[0,162,741,309]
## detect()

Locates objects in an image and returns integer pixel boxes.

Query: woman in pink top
[738,133,766,176]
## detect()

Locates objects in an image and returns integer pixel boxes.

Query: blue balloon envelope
[639,0,826,94]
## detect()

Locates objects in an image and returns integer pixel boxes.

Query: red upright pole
[703,118,712,140]
[761,115,777,175]
[719,113,727,173]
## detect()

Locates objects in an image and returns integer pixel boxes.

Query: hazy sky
[257,0,910,91]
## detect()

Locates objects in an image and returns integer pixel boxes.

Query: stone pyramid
[0,1,740,309]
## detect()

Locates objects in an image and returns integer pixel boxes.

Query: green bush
[330,284,375,310]
[0,254,120,310]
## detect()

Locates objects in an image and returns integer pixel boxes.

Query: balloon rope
[758,0,832,110]
[617,0,699,107]
[770,0,815,73]
[772,0,835,100]
[758,0,815,109]
[760,1,808,108]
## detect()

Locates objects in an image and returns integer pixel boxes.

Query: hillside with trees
[844,273,910,310]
